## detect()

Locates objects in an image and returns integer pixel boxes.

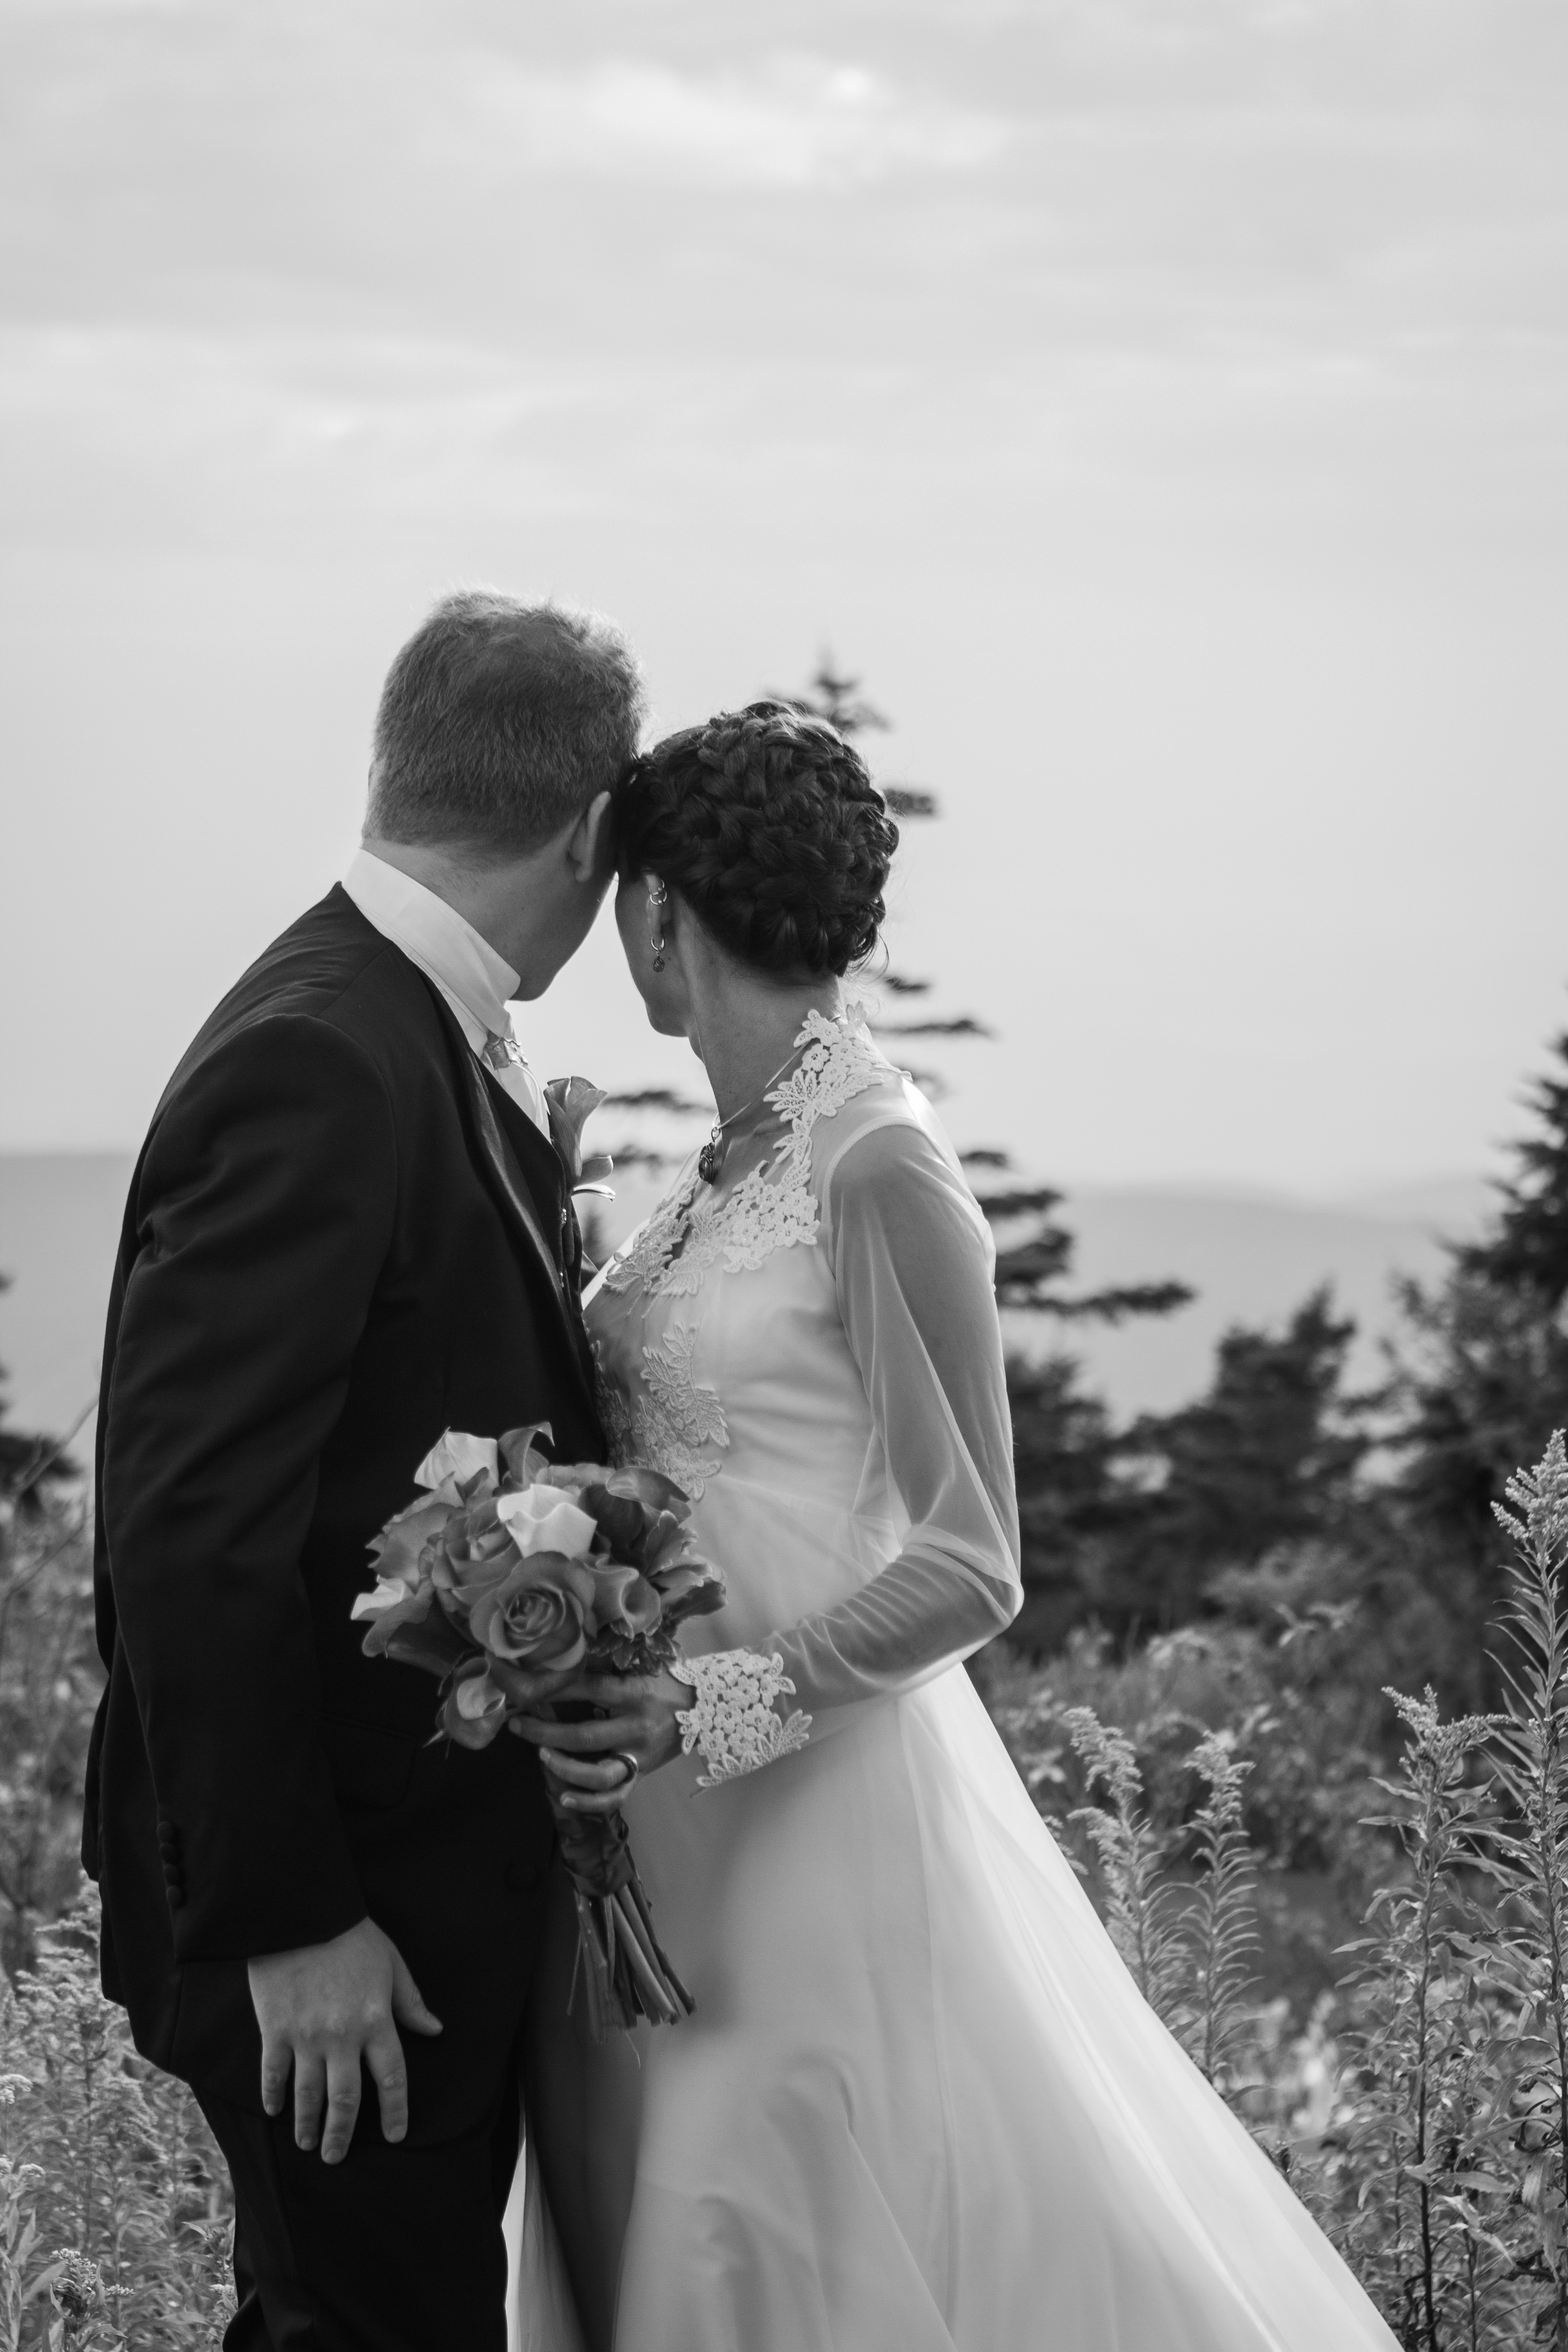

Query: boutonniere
[544,1076,615,1198]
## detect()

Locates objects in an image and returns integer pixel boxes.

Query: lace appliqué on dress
[637,1323,729,1498]
[595,1325,729,1500]
[674,1649,813,1788]
[605,1185,697,1302]
[605,1009,886,1303]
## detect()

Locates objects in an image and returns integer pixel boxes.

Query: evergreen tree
[1384,1004,1568,1705]
[0,1273,71,1507]
[1387,1268,1568,1705]
[1456,1015,1568,1310]
[1005,1355,1136,1652]
[1099,1288,1367,1636]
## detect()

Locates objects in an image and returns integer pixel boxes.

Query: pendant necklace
[697,1045,805,1185]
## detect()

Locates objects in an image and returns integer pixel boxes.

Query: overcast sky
[2,0,1564,1193]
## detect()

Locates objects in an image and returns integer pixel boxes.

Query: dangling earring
[648,876,668,973]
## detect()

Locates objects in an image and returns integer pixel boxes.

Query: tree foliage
[1010,997,1568,1687]
[1458,1024,1568,1314]
[0,1286,76,1514]
[1106,1286,1368,1632]
[1379,1017,1568,1706]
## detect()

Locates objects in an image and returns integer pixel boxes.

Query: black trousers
[197,2058,522,2352]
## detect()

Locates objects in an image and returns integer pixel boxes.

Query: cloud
[0,324,591,554]
[462,53,1007,189]
[2,0,190,13]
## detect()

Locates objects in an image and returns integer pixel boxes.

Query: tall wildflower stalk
[1064,1708,1190,2028]
[1335,1690,1507,2349]
[1064,1708,1266,2082]
[1489,1429,1568,2341]
[1184,1731,1260,2090]
[22,1892,159,2341]
[0,2111,53,2351]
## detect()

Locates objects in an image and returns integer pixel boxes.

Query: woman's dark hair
[615,701,899,978]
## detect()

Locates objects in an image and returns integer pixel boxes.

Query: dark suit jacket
[84,886,603,2142]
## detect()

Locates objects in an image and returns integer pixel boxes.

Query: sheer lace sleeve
[675,1104,1022,1786]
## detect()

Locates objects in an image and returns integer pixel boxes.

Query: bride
[513,701,1397,2352]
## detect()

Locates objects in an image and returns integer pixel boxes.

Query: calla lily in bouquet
[351,1423,725,2035]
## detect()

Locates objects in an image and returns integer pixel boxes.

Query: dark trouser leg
[198,2063,521,2352]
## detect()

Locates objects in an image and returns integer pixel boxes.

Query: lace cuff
[673,1649,813,1789]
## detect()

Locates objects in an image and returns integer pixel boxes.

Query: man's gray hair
[367,590,646,856]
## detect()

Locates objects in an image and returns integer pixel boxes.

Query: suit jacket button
[165,1885,184,1911]
[506,1858,541,1892]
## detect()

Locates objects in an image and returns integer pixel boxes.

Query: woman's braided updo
[615,701,899,978]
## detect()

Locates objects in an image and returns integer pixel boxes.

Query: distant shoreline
[1,1152,1488,1434]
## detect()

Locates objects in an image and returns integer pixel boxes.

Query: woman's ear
[569,789,615,882]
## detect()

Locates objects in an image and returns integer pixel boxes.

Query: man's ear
[568,789,614,883]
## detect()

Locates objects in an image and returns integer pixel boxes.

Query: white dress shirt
[341,849,549,1135]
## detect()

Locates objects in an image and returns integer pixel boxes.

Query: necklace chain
[697,1044,805,1185]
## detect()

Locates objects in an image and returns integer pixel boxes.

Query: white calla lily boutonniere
[545,1075,614,1199]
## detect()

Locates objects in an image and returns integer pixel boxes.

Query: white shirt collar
[342,848,520,1053]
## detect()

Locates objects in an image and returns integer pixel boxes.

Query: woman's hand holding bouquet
[351,1423,725,2036]
[510,1663,692,1813]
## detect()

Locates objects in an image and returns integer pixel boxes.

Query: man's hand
[247,1917,442,2163]
[509,1668,690,1818]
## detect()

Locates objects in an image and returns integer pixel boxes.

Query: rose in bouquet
[351,1422,724,2035]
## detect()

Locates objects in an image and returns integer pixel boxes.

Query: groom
[84,591,643,2349]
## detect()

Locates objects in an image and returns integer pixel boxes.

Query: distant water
[0,1152,1491,1439]
[1,1153,132,1439]
[1051,1179,1488,1416]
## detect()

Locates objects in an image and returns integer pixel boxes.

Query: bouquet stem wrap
[351,1424,723,2039]
[548,1734,694,2034]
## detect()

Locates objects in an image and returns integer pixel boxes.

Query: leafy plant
[1488,1432,1568,2336]
[1184,1730,1261,2087]
[1064,1708,1192,2031]
[1061,1705,1265,2091]
[1004,1433,1568,2348]
[0,1493,103,1979]
[0,1885,235,2350]
[1331,1689,1511,2349]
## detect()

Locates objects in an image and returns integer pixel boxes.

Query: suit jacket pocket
[320,1716,419,1812]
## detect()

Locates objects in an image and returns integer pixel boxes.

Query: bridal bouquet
[351,1423,724,2035]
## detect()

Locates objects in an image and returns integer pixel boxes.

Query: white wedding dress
[513,1007,1397,2352]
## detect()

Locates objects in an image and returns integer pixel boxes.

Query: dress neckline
[603,1005,890,1303]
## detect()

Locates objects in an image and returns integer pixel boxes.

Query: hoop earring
[648,877,668,973]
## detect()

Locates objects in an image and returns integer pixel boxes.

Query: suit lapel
[421,984,598,1408]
